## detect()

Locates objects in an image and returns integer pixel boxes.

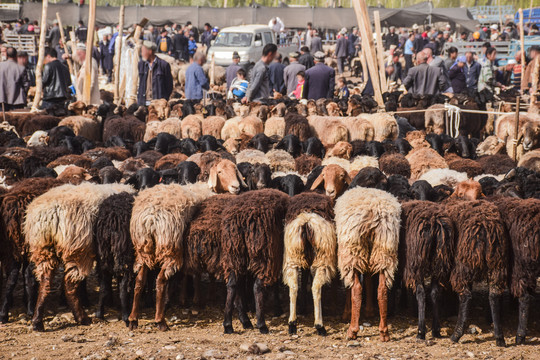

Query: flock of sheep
[0,90,539,350]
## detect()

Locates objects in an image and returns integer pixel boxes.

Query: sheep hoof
[315,325,327,336]
[258,325,269,334]
[346,328,358,340]
[123,320,130,327]
[79,316,92,326]
[515,335,526,345]
[496,338,506,347]
[94,310,104,320]
[128,320,138,330]
[157,321,169,331]
[0,315,8,324]
[288,322,297,334]
[241,320,253,330]
[380,332,390,342]
[432,330,442,338]
[32,321,45,332]
[223,325,234,334]
[450,334,461,343]
[416,333,426,341]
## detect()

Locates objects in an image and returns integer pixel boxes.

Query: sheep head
[326,102,341,116]
[57,165,93,184]
[476,136,505,157]
[68,101,88,115]
[208,159,246,195]
[150,99,170,120]
[451,179,484,201]
[310,164,351,199]
[327,141,352,160]
[270,102,287,117]
[522,120,540,151]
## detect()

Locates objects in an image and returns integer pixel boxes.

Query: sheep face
[327,142,352,160]
[57,165,92,184]
[522,121,540,151]
[310,164,351,199]
[208,159,246,195]
[452,179,484,201]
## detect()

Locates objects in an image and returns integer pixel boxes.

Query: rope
[444,103,461,138]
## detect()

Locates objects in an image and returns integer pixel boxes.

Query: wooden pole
[210,53,215,86]
[373,11,387,94]
[31,0,48,112]
[114,5,125,105]
[126,20,147,107]
[513,96,521,162]
[498,0,503,34]
[529,0,534,25]
[352,0,383,107]
[519,8,526,83]
[56,13,75,82]
[83,0,97,105]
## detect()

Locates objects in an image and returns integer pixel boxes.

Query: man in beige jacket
[73,43,100,105]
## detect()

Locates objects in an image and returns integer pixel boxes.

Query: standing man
[17,51,36,87]
[444,47,458,71]
[137,41,173,106]
[201,23,213,49]
[478,47,502,94]
[310,30,323,54]
[156,29,172,55]
[243,44,277,103]
[75,20,88,43]
[268,17,285,43]
[226,51,242,90]
[464,51,481,91]
[424,47,450,91]
[298,46,314,70]
[41,48,71,110]
[348,27,359,63]
[335,28,348,75]
[100,34,114,83]
[268,53,286,95]
[283,51,305,96]
[305,22,313,49]
[384,26,399,50]
[402,51,446,96]
[73,44,100,105]
[404,33,415,77]
[303,51,335,100]
[173,26,189,62]
[0,47,28,111]
[185,52,209,101]
[47,20,61,49]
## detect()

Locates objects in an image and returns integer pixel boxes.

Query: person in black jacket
[41,48,71,110]
[448,55,467,94]
[75,21,87,43]
[298,46,314,69]
[156,29,173,55]
[302,51,335,100]
[137,41,173,106]
[173,27,189,62]
[47,20,61,49]
[383,26,399,50]
[99,34,114,83]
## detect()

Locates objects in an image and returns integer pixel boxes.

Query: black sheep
[276,134,302,158]
[303,137,325,158]
[271,174,305,196]
[349,167,388,190]
[176,161,201,185]
[248,133,274,153]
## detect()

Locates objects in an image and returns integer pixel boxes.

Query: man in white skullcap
[74,43,100,105]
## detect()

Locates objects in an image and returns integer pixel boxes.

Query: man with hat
[384,26,399,50]
[47,19,61,49]
[335,28,349,75]
[226,51,242,91]
[303,51,335,100]
[284,51,305,96]
[243,44,277,103]
[156,28,172,55]
[137,40,173,106]
[74,43,100,105]
[201,23,213,49]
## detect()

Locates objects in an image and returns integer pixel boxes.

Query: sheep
[154,153,188,171]
[220,189,289,334]
[295,154,322,175]
[399,201,455,340]
[99,166,123,184]
[24,182,135,331]
[136,150,164,168]
[47,154,93,170]
[238,115,264,138]
[477,154,516,175]
[445,188,508,347]
[271,174,305,196]
[207,158,247,194]
[266,149,296,173]
[517,149,540,172]
[495,113,537,160]
[283,192,336,335]
[359,113,398,142]
[406,147,448,180]
[58,116,101,142]
[235,149,270,166]
[148,99,170,120]
[103,116,146,143]
[128,183,214,330]
[326,141,352,159]
[307,116,349,147]
[444,153,484,178]
[201,116,226,138]
[93,192,135,325]
[181,114,203,140]
[303,137,325,158]
[284,113,311,141]
[83,147,131,161]
[310,164,351,199]
[379,153,411,178]
[335,186,401,341]
[26,130,49,147]
[276,134,302,158]
[419,168,468,188]
[493,197,540,345]
[424,104,446,134]
[340,117,374,142]
[264,116,285,138]
[476,135,506,157]
[221,117,242,141]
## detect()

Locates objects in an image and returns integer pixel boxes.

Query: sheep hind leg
[346,271,362,340]
[154,266,170,331]
[95,270,112,320]
[312,267,327,336]
[430,282,442,338]
[24,261,38,318]
[32,267,54,331]
[488,290,506,347]
[364,274,376,318]
[64,276,91,325]
[119,273,131,327]
[378,273,390,342]
[253,278,269,334]
[342,288,351,322]
[128,265,148,330]
[516,292,531,345]
[0,261,20,323]
[234,276,253,330]
[223,273,238,334]
[415,283,426,340]
[287,267,300,334]
[450,287,472,343]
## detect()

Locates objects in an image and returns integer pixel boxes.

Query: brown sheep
[379,153,411,178]
[202,116,226,139]
[444,153,484,178]
[181,114,203,140]
[310,164,351,200]
[406,147,448,180]
[326,141,353,159]
[208,159,246,195]
[83,147,131,161]
[285,113,311,142]
[477,154,516,175]
[154,153,188,171]
[295,154,322,175]
[47,154,93,170]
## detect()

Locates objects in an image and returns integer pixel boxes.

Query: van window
[263,32,273,45]
[254,33,262,45]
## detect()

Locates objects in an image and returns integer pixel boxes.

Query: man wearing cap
[303,51,335,100]
[284,51,305,96]
[201,23,213,50]
[156,29,172,55]
[335,28,349,75]
[74,43,100,105]
[402,51,446,96]
[478,47,502,94]
[310,30,323,55]
[384,26,399,50]
[226,52,242,91]
[299,46,314,70]
[137,41,173,106]
[444,47,458,72]
[185,52,209,101]
[464,51,481,90]
[0,47,28,111]
[268,17,285,43]
[243,44,277,103]
[41,47,71,111]
[448,55,467,93]
[47,20,61,49]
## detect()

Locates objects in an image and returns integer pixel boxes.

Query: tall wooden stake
[529,0,534,25]
[513,96,521,162]
[83,0,97,105]
[210,53,215,86]
[373,11,387,94]
[498,0,503,34]
[519,8,526,80]
[31,0,48,112]
[56,13,75,81]
[114,4,125,105]
[352,0,383,107]
[126,19,148,107]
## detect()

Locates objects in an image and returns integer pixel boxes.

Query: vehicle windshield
[214,32,253,47]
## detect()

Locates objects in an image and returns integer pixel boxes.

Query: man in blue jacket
[137,41,173,106]
[303,51,335,100]
[185,52,209,100]
[464,51,482,90]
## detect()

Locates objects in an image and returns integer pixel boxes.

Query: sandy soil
[0,274,539,360]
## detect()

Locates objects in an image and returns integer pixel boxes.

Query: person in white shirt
[268,17,285,43]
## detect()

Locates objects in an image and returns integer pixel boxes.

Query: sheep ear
[208,165,218,191]
[345,172,352,185]
[237,168,248,188]
[310,172,325,191]
[84,173,93,181]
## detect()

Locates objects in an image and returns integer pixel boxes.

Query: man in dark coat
[335,28,349,75]
[173,28,189,62]
[0,47,28,111]
[41,47,71,110]
[310,31,323,54]
[226,51,242,90]
[156,29,173,55]
[383,26,399,50]
[47,20,61,49]
[137,41,173,106]
[75,20,87,43]
[402,51,446,96]
[99,34,114,83]
[303,51,335,100]
[201,23,213,49]
[268,53,286,94]
[298,46,314,70]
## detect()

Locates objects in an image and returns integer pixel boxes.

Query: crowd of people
[1,15,539,112]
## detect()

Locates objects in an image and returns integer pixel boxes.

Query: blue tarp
[515,8,540,25]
